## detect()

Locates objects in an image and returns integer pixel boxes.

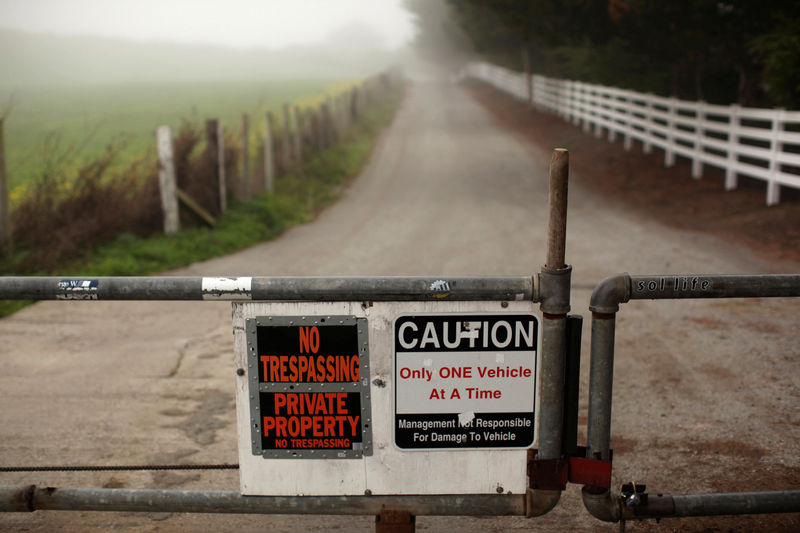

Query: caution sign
[246,316,372,459]
[394,314,537,449]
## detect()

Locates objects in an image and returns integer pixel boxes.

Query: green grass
[0,86,403,316]
[0,79,357,194]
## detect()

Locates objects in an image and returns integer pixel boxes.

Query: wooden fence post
[326,96,337,145]
[205,119,226,213]
[156,125,179,235]
[766,109,784,206]
[318,103,328,150]
[0,118,10,256]
[691,102,705,178]
[642,96,654,154]
[725,105,740,191]
[263,111,275,194]
[522,46,532,108]
[281,104,291,171]
[240,114,250,199]
[664,98,677,167]
[351,87,360,122]
[293,106,303,164]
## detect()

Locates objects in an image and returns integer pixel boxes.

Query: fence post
[313,107,323,152]
[766,109,784,206]
[351,88,360,122]
[724,105,740,190]
[522,46,532,108]
[571,82,580,127]
[664,96,678,167]
[293,106,303,164]
[594,89,603,139]
[205,119,226,213]
[643,96,654,154]
[240,114,250,199]
[263,112,275,194]
[0,118,10,257]
[691,102,705,178]
[321,102,332,150]
[622,91,633,151]
[281,104,291,171]
[325,96,337,145]
[664,98,677,167]
[156,125,179,235]
[607,94,617,143]
[582,86,592,134]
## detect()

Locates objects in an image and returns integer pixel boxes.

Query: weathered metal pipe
[582,273,800,523]
[620,490,800,519]
[526,489,561,517]
[628,274,800,301]
[0,486,526,516]
[528,148,572,516]
[0,276,533,302]
[585,313,616,463]
[581,486,620,522]
[545,149,569,270]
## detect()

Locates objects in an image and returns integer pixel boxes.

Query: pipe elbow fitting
[589,274,631,314]
[581,487,620,522]
[526,489,561,517]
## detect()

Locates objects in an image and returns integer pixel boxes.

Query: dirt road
[1,79,798,532]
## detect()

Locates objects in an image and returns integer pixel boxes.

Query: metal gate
[1,149,798,530]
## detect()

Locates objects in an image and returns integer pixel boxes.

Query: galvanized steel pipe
[0,486,526,516]
[629,274,800,301]
[0,276,533,302]
[620,491,800,519]
[528,149,573,517]
[583,272,800,523]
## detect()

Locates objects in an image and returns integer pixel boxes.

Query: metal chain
[0,464,239,472]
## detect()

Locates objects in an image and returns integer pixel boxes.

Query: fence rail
[458,62,800,205]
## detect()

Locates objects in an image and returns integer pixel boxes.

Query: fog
[0,0,415,85]
[0,0,413,50]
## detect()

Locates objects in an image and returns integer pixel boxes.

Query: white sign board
[394,314,537,450]
[233,301,539,496]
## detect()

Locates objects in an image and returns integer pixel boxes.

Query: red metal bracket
[528,447,613,490]
[568,456,612,488]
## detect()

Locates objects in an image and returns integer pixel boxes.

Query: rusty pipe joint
[581,486,620,522]
[526,489,561,517]
[589,274,631,315]
[535,265,572,315]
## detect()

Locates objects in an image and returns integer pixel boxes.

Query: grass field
[0,78,356,193]
[0,82,404,317]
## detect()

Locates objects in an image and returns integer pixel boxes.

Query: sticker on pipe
[394,314,537,449]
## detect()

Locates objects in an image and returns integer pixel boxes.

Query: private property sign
[394,314,537,449]
[234,301,538,496]
[245,315,372,459]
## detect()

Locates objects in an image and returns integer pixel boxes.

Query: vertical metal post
[529,148,572,516]
[545,149,569,270]
[539,148,570,458]
[586,314,616,461]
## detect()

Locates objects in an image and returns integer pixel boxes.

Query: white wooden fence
[458,61,800,205]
